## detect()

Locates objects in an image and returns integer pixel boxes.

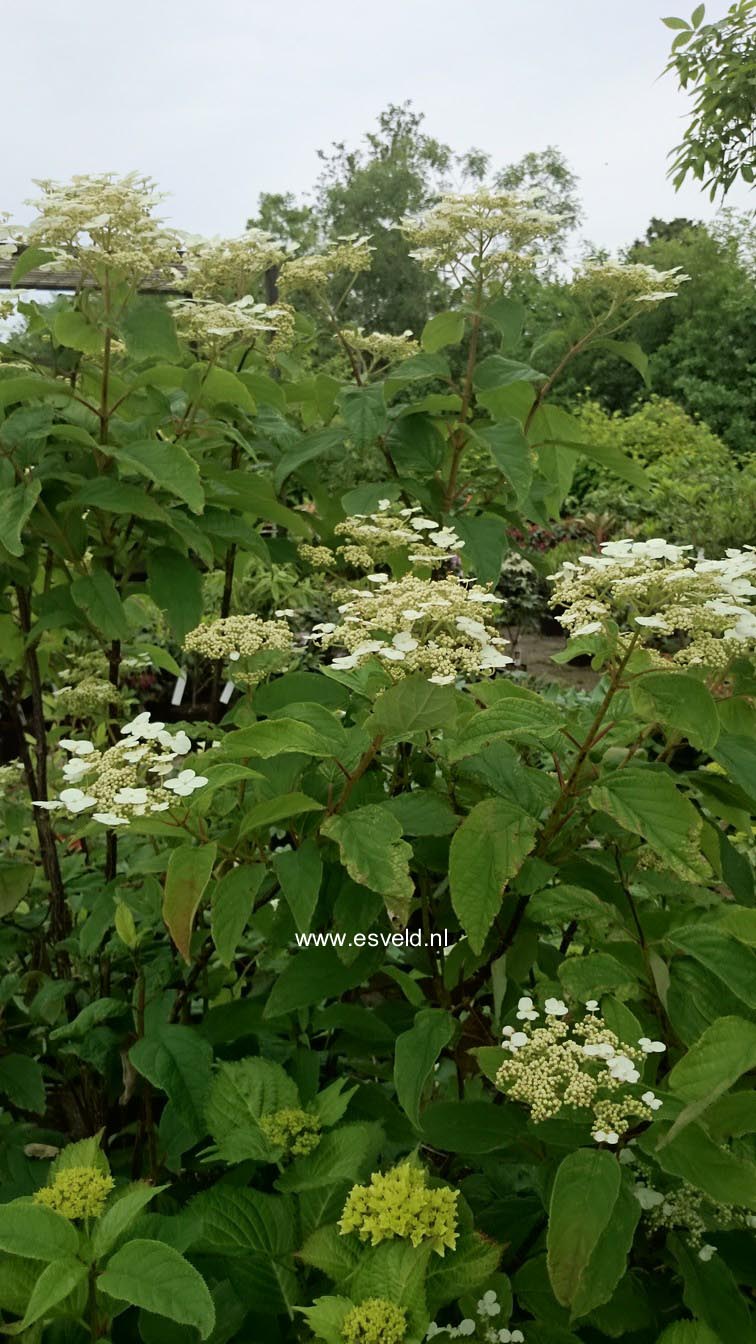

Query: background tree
[664,0,756,197]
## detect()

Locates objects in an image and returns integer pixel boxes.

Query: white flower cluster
[496,997,664,1143]
[426,1289,524,1342]
[550,540,756,669]
[402,187,561,286]
[184,613,294,686]
[278,234,373,295]
[630,1165,756,1252]
[572,259,690,311]
[313,573,510,684]
[180,229,286,300]
[332,501,465,572]
[33,713,207,827]
[168,294,295,357]
[340,326,419,373]
[20,173,182,284]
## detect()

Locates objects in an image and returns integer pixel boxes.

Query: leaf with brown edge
[163,843,217,963]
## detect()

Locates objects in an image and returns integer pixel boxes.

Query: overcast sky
[3,0,751,253]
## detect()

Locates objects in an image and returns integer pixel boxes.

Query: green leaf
[453,513,510,585]
[99,1239,215,1338]
[206,1058,299,1163]
[276,1122,382,1193]
[648,1117,756,1206]
[189,1185,299,1316]
[690,2,705,25]
[211,864,266,966]
[129,1024,212,1144]
[2,1258,87,1335]
[68,478,173,525]
[421,1099,522,1153]
[662,15,691,28]
[110,440,204,514]
[321,805,414,922]
[146,548,203,643]
[528,405,648,490]
[474,355,544,388]
[711,733,756,802]
[670,1232,752,1341]
[53,308,102,355]
[667,924,756,1009]
[299,1296,352,1344]
[0,1203,78,1261]
[447,695,565,761]
[92,1182,163,1259]
[0,480,41,557]
[239,791,324,837]
[664,1016,756,1143]
[187,362,254,412]
[593,338,650,386]
[0,1055,45,1113]
[547,1150,624,1315]
[630,673,719,752]
[273,840,322,934]
[421,311,465,353]
[263,946,382,1019]
[450,799,538,952]
[656,1325,722,1344]
[10,245,54,286]
[394,1008,455,1127]
[589,768,702,881]
[163,843,217,963]
[388,413,445,476]
[558,953,639,1002]
[274,427,344,491]
[338,385,388,449]
[384,791,458,837]
[70,569,130,641]
[121,304,180,360]
[0,376,74,411]
[0,863,34,917]
[370,675,457,740]
[219,718,337,759]
[483,296,524,347]
[474,420,533,504]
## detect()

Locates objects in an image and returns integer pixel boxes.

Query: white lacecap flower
[544,997,568,1017]
[62,758,94,782]
[607,1054,640,1084]
[585,999,599,1011]
[92,812,129,826]
[593,1129,619,1144]
[164,769,209,797]
[516,996,539,1022]
[366,572,390,584]
[638,1037,666,1054]
[634,1184,664,1209]
[59,739,95,756]
[59,788,96,813]
[641,1090,662,1111]
[113,787,149,806]
[429,673,456,685]
[458,1322,475,1337]
[477,1291,500,1317]
[412,517,439,531]
[506,1031,529,1051]
[572,621,603,636]
[698,1244,716,1262]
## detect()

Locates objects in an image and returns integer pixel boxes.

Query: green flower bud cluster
[34,1165,114,1220]
[340,326,419,376]
[184,612,294,686]
[182,229,286,300]
[332,503,464,572]
[342,1298,407,1344]
[168,295,294,357]
[339,1162,458,1255]
[258,1106,322,1158]
[401,187,561,287]
[52,676,124,719]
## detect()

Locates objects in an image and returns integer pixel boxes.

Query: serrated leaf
[394,1008,454,1127]
[163,843,217,963]
[99,1239,215,1338]
[321,805,413,921]
[449,799,537,952]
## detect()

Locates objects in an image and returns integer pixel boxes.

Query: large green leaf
[547,1150,628,1317]
[190,1186,300,1315]
[163,843,217,964]
[2,1258,87,1335]
[670,1233,753,1341]
[147,548,203,643]
[648,1117,756,1207]
[394,1008,455,1127]
[129,1024,212,1144]
[263,946,382,1019]
[589,768,702,881]
[219,718,337,759]
[630,672,719,752]
[321,805,414,921]
[110,441,204,514]
[239,792,324,837]
[121,304,180,361]
[276,1122,382,1192]
[273,840,323,934]
[667,925,756,1009]
[93,1182,163,1259]
[0,1054,45,1113]
[53,308,102,355]
[664,1016,756,1143]
[211,864,266,965]
[449,798,537,952]
[338,386,387,449]
[369,676,457,740]
[474,421,533,504]
[0,480,41,557]
[71,569,130,641]
[453,513,511,585]
[206,1058,299,1163]
[421,311,465,353]
[0,1204,78,1261]
[99,1239,215,1338]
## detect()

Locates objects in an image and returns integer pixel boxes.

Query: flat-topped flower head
[341,326,419,376]
[278,234,373,295]
[315,572,509,685]
[34,1166,114,1220]
[572,259,690,311]
[181,228,286,300]
[339,1162,458,1255]
[550,541,756,670]
[168,294,295,357]
[402,187,562,287]
[258,1106,321,1158]
[22,172,182,285]
[34,713,207,827]
[329,503,465,573]
[496,997,664,1142]
[184,613,294,686]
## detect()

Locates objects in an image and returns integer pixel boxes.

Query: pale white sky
[3,0,751,251]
